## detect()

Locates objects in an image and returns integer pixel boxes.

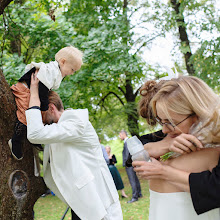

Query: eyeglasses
[155,114,195,131]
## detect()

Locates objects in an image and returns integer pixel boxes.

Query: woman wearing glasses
[133,76,220,220]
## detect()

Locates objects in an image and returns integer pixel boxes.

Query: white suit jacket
[25,61,63,90]
[26,108,119,220]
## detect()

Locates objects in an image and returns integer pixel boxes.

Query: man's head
[42,91,64,124]
[119,130,127,140]
[55,46,83,77]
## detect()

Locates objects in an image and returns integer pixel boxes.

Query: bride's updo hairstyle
[139,80,166,126]
[150,76,218,120]
[150,76,220,147]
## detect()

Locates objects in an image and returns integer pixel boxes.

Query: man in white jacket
[25,73,123,220]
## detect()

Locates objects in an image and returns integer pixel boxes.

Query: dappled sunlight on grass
[34,195,71,220]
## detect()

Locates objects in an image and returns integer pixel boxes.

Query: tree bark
[0,69,47,220]
[0,0,13,15]
[125,79,139,137]
[171,0,195,75]
[10,39,21,56]
[121,0,139,137]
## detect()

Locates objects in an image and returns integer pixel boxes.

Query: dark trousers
[126,166,142,199]
[71,209,81,220]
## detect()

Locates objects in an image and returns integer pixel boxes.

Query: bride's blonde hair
[150,76,220,146]
[151,76,218,119]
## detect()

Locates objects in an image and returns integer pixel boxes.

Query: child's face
[59,59,82,77]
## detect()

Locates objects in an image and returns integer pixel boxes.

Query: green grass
[34,165,150,220]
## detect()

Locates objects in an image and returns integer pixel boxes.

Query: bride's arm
[144,136,171,159]
[143,132,203,159]
[133,158,190,192]
[133,148,220,191]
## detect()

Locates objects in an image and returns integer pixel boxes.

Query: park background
[0,0,219,219]
[34,140,150,219]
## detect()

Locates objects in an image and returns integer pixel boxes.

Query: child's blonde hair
[55,46,83,66]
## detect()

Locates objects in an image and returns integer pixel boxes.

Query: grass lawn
[34,165,150,220]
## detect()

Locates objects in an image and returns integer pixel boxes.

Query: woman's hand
[170,134,203,154]
[133,157,191,191]
[133,158,164,180]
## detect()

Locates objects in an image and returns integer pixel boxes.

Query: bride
[134,76,220,220]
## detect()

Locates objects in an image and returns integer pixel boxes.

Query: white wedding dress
[149,190,220,220]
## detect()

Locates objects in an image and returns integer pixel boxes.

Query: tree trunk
[0,69,47,220]
[127,104,139,137]
[10,39,21,56]
[171,0,195,75]
[125,80,139,137]
[122,0,139,137]
[0,0,13,15]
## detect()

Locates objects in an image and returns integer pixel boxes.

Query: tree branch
[118,86,126,96]
[134,86,141,97]
[170,0,195,75]
[98,91,124,106]
[134,33,163,55]
[0,0,13,15]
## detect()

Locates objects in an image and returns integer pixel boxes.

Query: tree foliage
[138,0,219,86]
[58,0,149,137]
[1,0,219,218]
[0,0,219,140]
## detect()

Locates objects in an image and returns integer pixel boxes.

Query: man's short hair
[119,130,127,136]
[48,91,64,111]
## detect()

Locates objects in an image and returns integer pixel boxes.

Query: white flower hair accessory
[159,66,179,81]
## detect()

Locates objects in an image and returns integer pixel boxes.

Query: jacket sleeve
[112,155,117,164]
[25,109,86,144]
[139,130,165,145]
[189,158,220,214]
[101,144,109,164]
[122,142,130,167]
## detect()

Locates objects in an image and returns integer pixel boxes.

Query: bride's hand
[169,133,203,154]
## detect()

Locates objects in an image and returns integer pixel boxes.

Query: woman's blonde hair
[139,80,166,126]
[105,146,111,150]
[151,76,219,120]
[150,76,220,146]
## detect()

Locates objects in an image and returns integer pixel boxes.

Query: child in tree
[8,46,83,160]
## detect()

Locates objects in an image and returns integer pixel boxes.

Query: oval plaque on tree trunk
[8,170,29,199]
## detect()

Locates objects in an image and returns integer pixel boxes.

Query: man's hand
[29,70,40,108]
[30,70,39,93]
[133,158,164,180]
[170,134,203,155]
